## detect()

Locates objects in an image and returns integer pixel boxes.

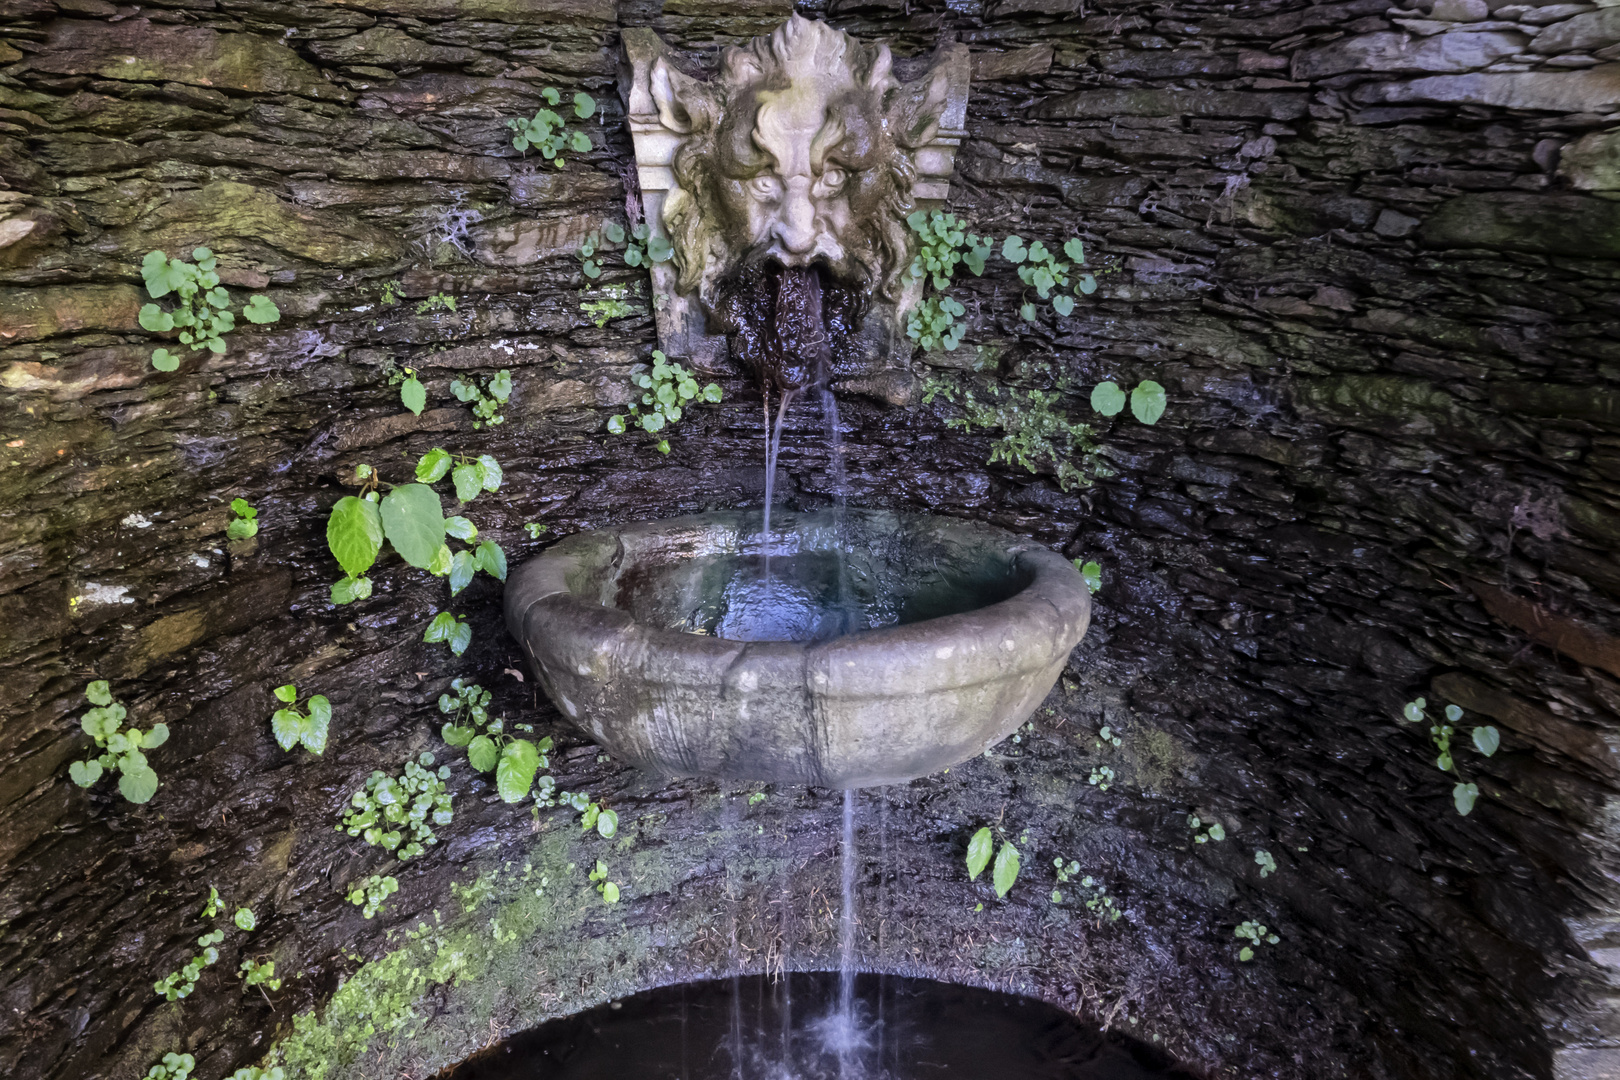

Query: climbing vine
[507,88,595,166]
[69,681,167,804]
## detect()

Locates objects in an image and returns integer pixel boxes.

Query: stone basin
[504,509,1090,789]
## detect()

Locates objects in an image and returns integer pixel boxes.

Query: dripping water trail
[761,387,796,597]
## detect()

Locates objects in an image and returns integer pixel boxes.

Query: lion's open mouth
[715,259,868,394]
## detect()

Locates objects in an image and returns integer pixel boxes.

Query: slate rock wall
[2,1,1620,1078]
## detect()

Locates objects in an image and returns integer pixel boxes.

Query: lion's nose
[773,181,818,255]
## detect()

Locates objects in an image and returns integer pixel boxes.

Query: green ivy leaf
[475,540,507,581]
[647,235,673,262]
[1063,238,1086,262]
[327,496,385,579]
[415,447,452,483]
[449,549,476,596]
[87,680,113,707]
[427,543,454,577]
[1453,782,1479,816]
[1090,381,1126,417]
[496,738,540,802]
[467,734,499,772]
[449,619,471,656]
[452,463,484,503]
[138,304,175,332]
[234,908,257,931]
[1001,235,1027,264]
[1019,302,1036,322]
[573,91,595,118]
[271,708,303,752]
[302,696,331,754]
[152,348,180,372]
[1079,561,1102,595]
[330,575,372,605]
[1471,726,1500,757]
[142,723,170,749]
[597,807,618,838]
[1052,294,1075,317]
[992,841,1020,898]
[966,827,993,881]
[569,130,591,154]
[445,515,477,541]
[380,484,446,569]
[476,455,502,492]
[601,880,620,903]
[69,759,103,787]
[442,723,475,747]
[1130,381,1167,425]
[118,764,159,804]
[242,295,280,324]
[400,375,426,416]
[226,517,259,541]
[1402,700,1425,723]
[273,684,297,704]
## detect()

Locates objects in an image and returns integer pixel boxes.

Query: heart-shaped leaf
[380,484,446,569]
[69,759,103,787]
[400,375,426,416]
[467,734,499,772]
[271,708,303,752]
[1471,725,1500,757]
[118,764,159,804]
[328,496,385,579]
[1090,381,1126,417]
[302,696,331,754]
[1130,380,1167,425]
[496,738,540,802]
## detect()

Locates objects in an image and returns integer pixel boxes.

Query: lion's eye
[819,168,846,190]
[749,176,783,200]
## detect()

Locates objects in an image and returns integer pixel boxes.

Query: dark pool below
[435,972,1199,1080]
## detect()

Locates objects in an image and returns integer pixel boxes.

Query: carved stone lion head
[650,16,950,314]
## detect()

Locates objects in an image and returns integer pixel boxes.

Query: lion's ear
[651,56,709,134]
[865,43,898,97]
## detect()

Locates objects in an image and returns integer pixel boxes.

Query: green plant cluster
[1235,919,1279,961]
[379,279,404,306]
[154,928,224,1000]
[240,957,281,992]
[423,612,472,656]
[587,859,620,904]
[347,873,399,919]
[1255,850,1278,878]
[1088,765,1115,790]
[948,384,1100,492]
[1096,724,1123,749]
[69,680,168,804]
[581,284,636,328]
[1401,698,1499,815]
[1089,380,1167,425]
[338,752,454,861]
[439,679,553,801]
[269,683,330,755]
[415,292,457,315]
[229,1067,286,1080]
[1052,860,1122,923]
[227,498,259,541]
[507,88,595,166]
[145,1052,196,1080]
[607,351,722,455]
[390,365,426,416]
[138,248,281,371]
[325,451,505,610]
[1001,235,1097,319]
[902,210,992,352]
[966,827,1020,898]
[1188,814,1225,844]
[579,220,672,278]
[450,370,512,430]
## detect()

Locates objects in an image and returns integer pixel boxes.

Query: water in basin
[610,510,1033,643]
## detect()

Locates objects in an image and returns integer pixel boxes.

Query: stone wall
[2,1,1620,1078]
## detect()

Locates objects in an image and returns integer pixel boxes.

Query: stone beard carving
[622,19,970,396]
[652,16,942,313]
